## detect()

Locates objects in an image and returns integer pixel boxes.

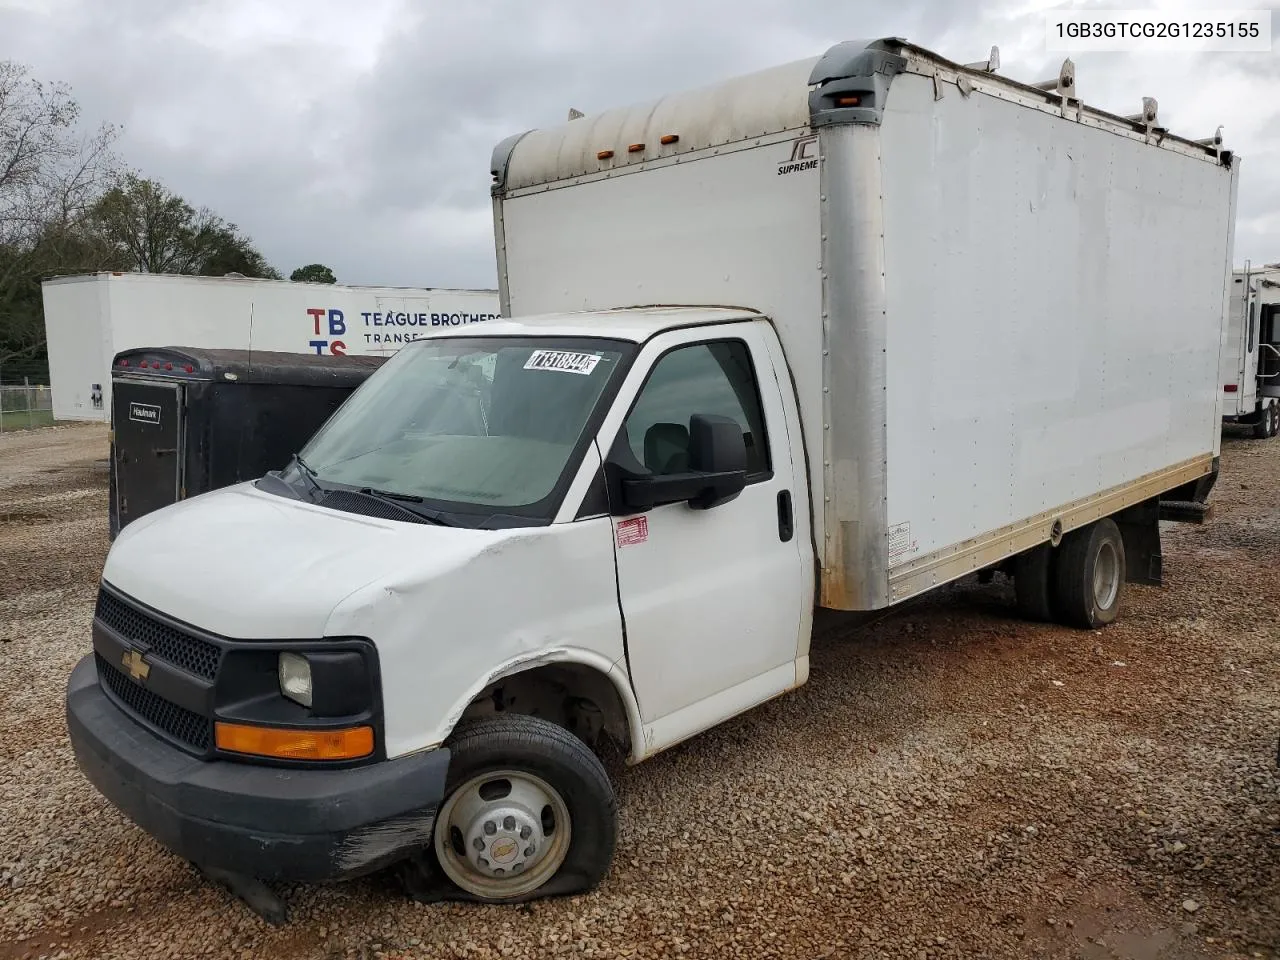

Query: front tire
[1052,518,1125,629]
[421,715,617,903]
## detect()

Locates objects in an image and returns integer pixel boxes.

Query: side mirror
[616,413,748,511]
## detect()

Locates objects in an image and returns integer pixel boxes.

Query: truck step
[1158,500,1214,524]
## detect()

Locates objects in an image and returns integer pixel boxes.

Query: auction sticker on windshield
[524,350,601,375]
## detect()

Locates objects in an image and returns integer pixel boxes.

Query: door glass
[623,340,770,477]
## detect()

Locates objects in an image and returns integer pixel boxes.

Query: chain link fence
[0,382,54,432]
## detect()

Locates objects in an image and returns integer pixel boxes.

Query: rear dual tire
[1012,518,1125,630]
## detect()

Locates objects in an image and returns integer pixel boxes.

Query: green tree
[290,263,337,284]
[90,174,280,278]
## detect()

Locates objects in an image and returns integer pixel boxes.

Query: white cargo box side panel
[499,141,825,518]
[878,72,1234,585]
[43,277,112,421]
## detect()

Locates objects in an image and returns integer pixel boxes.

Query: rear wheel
[1051,518,1125,630]
[1253,401,1279,439]
[420,714,617,903]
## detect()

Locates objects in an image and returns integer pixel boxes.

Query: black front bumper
[66,655,450,883]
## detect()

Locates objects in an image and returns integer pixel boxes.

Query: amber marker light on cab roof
[214,722,374,761]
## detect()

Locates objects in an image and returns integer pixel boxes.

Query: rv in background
[1222,264,1280,438]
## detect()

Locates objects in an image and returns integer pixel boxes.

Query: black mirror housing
[686,414,747,508]
[610,413,748,512]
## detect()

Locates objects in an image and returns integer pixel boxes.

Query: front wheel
[418,714,617,903]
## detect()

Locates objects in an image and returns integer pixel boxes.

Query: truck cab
[67,308,815,904]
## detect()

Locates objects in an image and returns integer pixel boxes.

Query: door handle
[776,490,794,543]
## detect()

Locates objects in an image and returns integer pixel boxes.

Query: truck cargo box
[108,347,386,537]
[491,38,1238,611]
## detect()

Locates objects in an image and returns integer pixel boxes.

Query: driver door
[605,324,808,747]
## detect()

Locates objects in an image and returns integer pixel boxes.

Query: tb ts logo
[307,308,346,355]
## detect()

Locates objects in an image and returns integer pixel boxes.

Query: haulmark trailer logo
[128,402,161,426]
[778,136,818,176]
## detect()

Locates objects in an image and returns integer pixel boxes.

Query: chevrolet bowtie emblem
[121,649,150,682]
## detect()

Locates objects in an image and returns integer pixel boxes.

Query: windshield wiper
[359,486,421,502]
[288,453,324,500]
[355,487,455,526]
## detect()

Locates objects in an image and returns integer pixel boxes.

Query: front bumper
[66,655,450,883]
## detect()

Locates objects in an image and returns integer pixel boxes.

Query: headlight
[278,652,313,707]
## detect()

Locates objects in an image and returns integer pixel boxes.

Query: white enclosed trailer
[1221,264,1280,437]
[66,39,1236,915]
[41,272,500,421]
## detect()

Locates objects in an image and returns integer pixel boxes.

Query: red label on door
[616,516,648,547]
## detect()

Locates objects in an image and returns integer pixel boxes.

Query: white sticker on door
[888,521,916,561]
[524,350,601,375]
[616,516,648,547]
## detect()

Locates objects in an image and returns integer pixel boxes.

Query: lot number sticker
[524,350,601,376]
[616,516,648,547]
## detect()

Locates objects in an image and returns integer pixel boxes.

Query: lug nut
[483,821,496,835]
[520,825,532,840]
[503,815,516,831]
[525,845,536,857]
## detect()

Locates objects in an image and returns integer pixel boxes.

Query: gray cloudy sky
[3,0,1277,289]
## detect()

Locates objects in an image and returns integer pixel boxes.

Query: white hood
[103,483,498,639]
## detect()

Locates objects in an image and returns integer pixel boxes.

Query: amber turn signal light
[214,722,374,761]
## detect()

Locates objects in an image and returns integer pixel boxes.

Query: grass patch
[0,409,56,431]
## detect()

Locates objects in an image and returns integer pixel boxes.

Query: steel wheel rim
[1093,540,1120,610]
[434,768,572,900]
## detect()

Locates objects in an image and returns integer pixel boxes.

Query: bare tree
[0,61,121,367]
[0,61,119,245]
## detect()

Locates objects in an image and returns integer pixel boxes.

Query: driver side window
[622,339,771,478]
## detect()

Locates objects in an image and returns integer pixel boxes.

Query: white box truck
[41,272,500,422]
[65,38,1237,919]
[1221,264,1280,437]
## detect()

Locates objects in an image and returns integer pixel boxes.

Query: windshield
[296,336,632,521]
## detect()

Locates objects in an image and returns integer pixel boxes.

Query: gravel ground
[0,422,1276,960]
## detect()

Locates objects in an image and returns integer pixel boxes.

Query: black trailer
[109,347,387,538]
